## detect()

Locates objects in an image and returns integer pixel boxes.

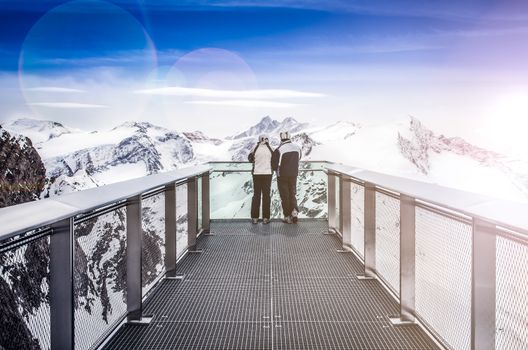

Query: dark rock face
[0,240,49,350]
[0,127,48,349]
[0,127,46,207]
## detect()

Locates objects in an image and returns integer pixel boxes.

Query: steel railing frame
[0,165,211,350]
[326,164,528,350]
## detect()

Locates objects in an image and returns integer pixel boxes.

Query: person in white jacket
[247,135,274,224]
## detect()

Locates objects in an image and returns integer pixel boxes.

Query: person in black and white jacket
[248,135,274,224]
[271,131,302,224]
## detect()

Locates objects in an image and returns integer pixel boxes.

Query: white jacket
[248,142,273,175]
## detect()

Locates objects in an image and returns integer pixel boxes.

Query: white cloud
[26,87,86,93]
[186,99,300,108]
[135,86,325,99]
[27,102,109,109]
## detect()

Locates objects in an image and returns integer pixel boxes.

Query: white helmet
[258,134,269,143]
[279,131,290,141]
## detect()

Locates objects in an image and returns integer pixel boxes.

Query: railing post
[390,194,416,325]
[340,176,352,248]
[328,172,337,231]
[471,218,496,350]
[126,195,143,322]
[202,173,210,233]
[165,183,177,278]
[187,177,198,250]
[50,217,74,350]
[358,182,376,279]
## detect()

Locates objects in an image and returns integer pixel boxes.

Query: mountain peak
[3,117,73,143]
[112,121,166,133]
[228,116,308,140]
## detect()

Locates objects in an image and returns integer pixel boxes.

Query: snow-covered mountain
[4,118,75,144]
[2,115,527,202]
[227,116,309,140]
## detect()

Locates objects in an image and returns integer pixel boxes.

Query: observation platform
[0,161,526,350]
[104,220,438,350]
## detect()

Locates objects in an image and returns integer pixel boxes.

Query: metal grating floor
[103,220,439,350]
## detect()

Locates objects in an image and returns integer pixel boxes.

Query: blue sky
[1,0,528,150]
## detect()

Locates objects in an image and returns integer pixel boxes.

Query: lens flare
[18,0,157,124]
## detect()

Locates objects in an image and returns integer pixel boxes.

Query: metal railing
[1,161,527,350]
[0,165,211,350]
[327,163,528,350]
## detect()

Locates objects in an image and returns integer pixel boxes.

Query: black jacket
[271,140,301,177]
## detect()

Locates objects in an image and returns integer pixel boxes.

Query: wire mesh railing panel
[141,193,166,296]
[177,183,188,258]
[73,208,127,350]
[210,169,327,219]
[0,233,51,350]
[350,183,364,258]
[496,235,528,350]
[375,192,400,294]
[415,207,472,350]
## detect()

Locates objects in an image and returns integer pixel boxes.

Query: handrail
[326,163,528,237]
[326,162,528,350]
[0,165,211,241]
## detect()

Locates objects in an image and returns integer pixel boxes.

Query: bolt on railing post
[471,218,496,350]
[126,195,143,322]
[187,177,198,250]
[328,172,337,231]
[164,183,177,278]
[340,176,352,248]
[358,182,376,279]
[202,173,210,233]
[50,217,74,350]
[390,194,416,325]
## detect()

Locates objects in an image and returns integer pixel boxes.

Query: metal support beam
[340,177,352,248]
[126,195,143,321]
[358,182,376,279]
[328,173,337,231]
[165,183,177,278]
[471,219,496,350]
[390,195,416,325]
[187,177,198,249]
[50,218,74,350]
[201,173,210,233]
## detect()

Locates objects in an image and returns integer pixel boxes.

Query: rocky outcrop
[0,127,46,207]
[0,126,48,349]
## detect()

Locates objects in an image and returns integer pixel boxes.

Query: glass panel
[496,235,528,350]
[141,192,165,296]
[415,207,472,350]
[0,233,51,350]
[74,208,127,350]
[198,177,203,230]
[176,184,188,258]
[210,170,327,219]
[350,183,364,258]
[375,192,400,294]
